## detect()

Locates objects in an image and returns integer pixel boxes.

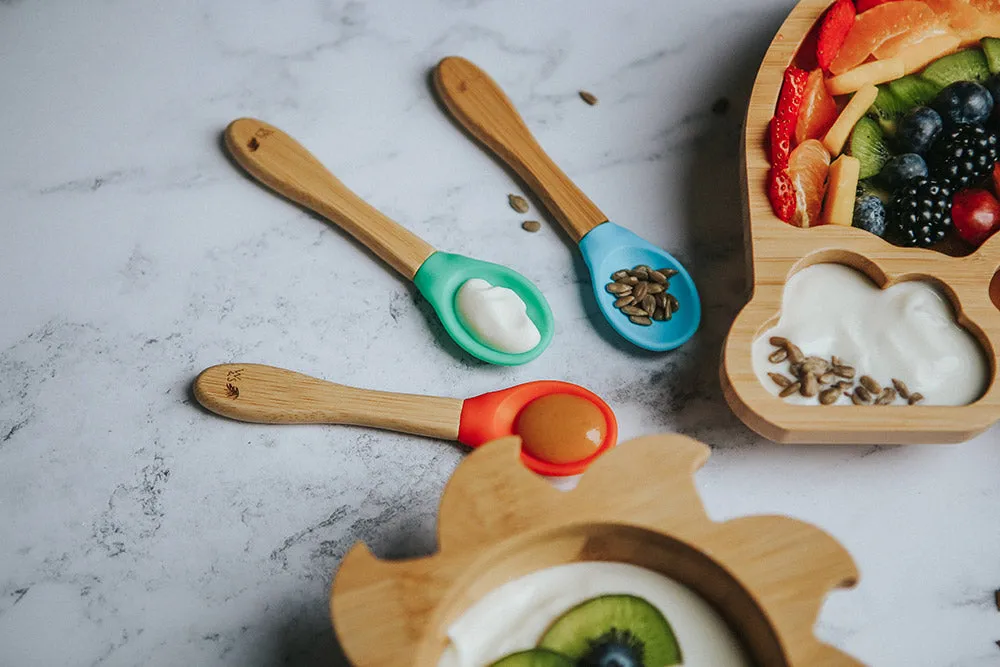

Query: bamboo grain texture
[194,363,463,440]
[225,118,436,280]
[722,0,1000,444]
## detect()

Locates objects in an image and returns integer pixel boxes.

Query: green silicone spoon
[225,118,553,365]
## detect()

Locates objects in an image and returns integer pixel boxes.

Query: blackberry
[928,124,999,188]
[888,177,953,247]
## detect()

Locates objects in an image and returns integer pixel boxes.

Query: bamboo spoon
[224,118,553,366]
[433,56,701,352]
[194,363,617,476]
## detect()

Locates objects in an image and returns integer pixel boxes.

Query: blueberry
[987,74,1000,122]
[853,194,887,237]
[933,81,994,128]
[896,106,943,154]
[878,153,928,191]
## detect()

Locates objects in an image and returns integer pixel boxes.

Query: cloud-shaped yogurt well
[753,264,988,406]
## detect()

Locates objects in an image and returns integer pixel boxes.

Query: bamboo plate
[331,434,861,666]
[722,0,1000,444]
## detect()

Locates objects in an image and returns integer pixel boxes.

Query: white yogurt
[456,279,541,354]
[437,561,751,667]
[753,264,987,405]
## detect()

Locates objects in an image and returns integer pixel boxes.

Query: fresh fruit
[849,116,891,179]
[929,124,1000,188]
[788,139,832,227]
[489,650,575,667]
[823,154,862,225]
[853,192,889,236]
[830,1,939,75]
[769,66,809,166]
[816,0,856,71]
[870,85,907,134]
[879,153,929,189]
[985,74,1000,119]
[538,595,682,667]
[921,48,991,88]
[857,0,904,12]
[994,161,1000,196]
[888,74,945,108]
[796,69,839,143]
[889,176,953,246]
[874,22,951,62]
[896,106,944,154]
[983,37,1000,74]
[951,187,1000,245]
[827,57,905,95]
[823,84,880,155]
[897,33,962,74]
[768,167,796,222]
[933,80,994,126]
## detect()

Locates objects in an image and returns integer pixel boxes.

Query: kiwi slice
[489,650,574,666]
[983,38,1000,74]
[869,85,907,135]
[887,75,942,110]
[538,594,682,666]
[921,48,991,87]
[848,116,891,179]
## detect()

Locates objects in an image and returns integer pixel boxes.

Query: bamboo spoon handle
[194,364,463,440]
[434,56,608,243]
[225,118,436,281]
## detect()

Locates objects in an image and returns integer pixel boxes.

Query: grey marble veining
[2,1,999,665]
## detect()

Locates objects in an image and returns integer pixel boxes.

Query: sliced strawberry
[769,116,794,167]
[768,67,809,167]
[856,0,902,12]
[817,0,856,71]
[768,167,797,222]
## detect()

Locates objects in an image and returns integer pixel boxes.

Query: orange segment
[830,1,939,75]
[925,0,999,45]
[872,21,950,59]
[788,139,832,228]
[796,69,839,144]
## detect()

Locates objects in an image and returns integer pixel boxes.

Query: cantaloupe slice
[827,58,905,95]
[822,84,880,156]
[822,155,861,226]
[899,33,962,74]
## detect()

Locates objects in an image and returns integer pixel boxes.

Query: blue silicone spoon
[225,118,553,366]
[435,57,700,352]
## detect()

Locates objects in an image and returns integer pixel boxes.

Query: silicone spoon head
[414,251,554,366]
[457,380,618,476]
[579,222,700,352]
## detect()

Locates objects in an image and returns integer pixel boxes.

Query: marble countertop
[2,0,999,664]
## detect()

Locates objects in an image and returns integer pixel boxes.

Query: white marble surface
[2,1,999,665]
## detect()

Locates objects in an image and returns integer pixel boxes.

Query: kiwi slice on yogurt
[538,594,682,666]
[489,649,574,666]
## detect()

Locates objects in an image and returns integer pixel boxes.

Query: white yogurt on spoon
[456,278,541,354]
[437,561,751,667]
[753,264,987,405]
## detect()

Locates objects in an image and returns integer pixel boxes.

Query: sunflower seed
[820,386,842,405]
[768,348,789,364]
[579,90,598,105]
[666,294,679,312]
[891,378,910,400]
[632,281,649,303]
[508,194,529,213]
[779,382,801,398]
[521,220,541,232]
[654,292,667,308]
[786,343,805,364]
[606,282,631,295]
[836,380,853,390]
[629,315,652,326]
[646,282,666,294]
[652,307,667,321]
[768,372,792,388]
[831,356,843,367]
[860,376,881,395]
[854,385,872,403]
[616,275,639,285]
[833,365,855,379]
[649,269,668,284]
[614,295,635,308]
[611,270,629,281]
[801,373,818,397]
[875,387,897,406]
[641,294,657,316]
[851,391,868,405]
[801,357,829,375]
[908,393,924,405]
[818,372,835,385]
[631,266,650,280]
[769,336,789,347]
[621,305,648,317]
[659,268,679,277]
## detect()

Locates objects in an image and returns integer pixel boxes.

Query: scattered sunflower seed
[833,365,856,379]
[629,315,652,326]
[855,385,873,403]
[908,393,924,405]
[779,382,801,398]
[579,90,598,106]
[786,343,805,364]
[892,378,910,400]
[768,372,792,388]
[769,336,789,347]
[768,348,789,364]
[860,376,882,395]
[801,373,818,397]
[851,391,868,406]
[521,220,541,232]
[818,372,835,385]
[819,386,842,405]
[508,194,529,213]
[875,387,897,406]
